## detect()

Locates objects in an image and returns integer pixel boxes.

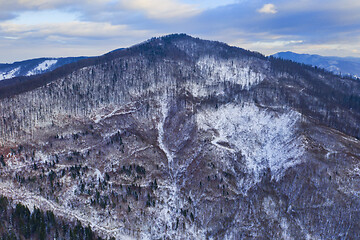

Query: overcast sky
[1,0,360,63]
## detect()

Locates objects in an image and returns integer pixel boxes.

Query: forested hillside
[0,34,359,239]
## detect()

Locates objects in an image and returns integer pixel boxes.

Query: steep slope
[273,51,360,78]
[0,56,87,81]
[0,34,359,239]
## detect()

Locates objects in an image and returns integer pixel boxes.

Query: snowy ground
[197,103,305,184]
[0,67,20,80]
[26,60,58,76]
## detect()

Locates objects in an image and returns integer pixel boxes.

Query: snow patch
[94,168,104,182]
[185,82,212,98]
[341,135,360,144]
[0,67,20,80]
[197,103,304,182]
[157,99,175,173]
[93,108,136,124]
[26,60,58,76]
[91,104,138,123]
[196,56,265,89]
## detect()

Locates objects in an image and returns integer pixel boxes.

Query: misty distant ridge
[0,56,88,81]
[272,51,360,78]
[0,50,129,81]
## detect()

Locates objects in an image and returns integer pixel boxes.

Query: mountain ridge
[0,34,264,98]
[0,56,89,81]
[272,51,360,78]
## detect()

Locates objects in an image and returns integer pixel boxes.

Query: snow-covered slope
[25,59,58,76]
[197,103,304,183]
[0,34,359,239]
[0,67,20,80]
[0,57,87,81]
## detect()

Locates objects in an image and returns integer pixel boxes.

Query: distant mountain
[272,51,360,78]
[0,57,88,81]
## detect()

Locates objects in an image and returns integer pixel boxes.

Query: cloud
[12,10,79,25]
[0,19,155,62]
[0,0,76,12]
[120,0,201,20]
[258,3,277,14]
[0,21,151,39]
[182,0,238,9]
[1,0,360,62]
[188,0,360,57]
[3,36,20,40]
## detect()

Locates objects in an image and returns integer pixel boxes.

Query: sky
[1,0,360,63]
